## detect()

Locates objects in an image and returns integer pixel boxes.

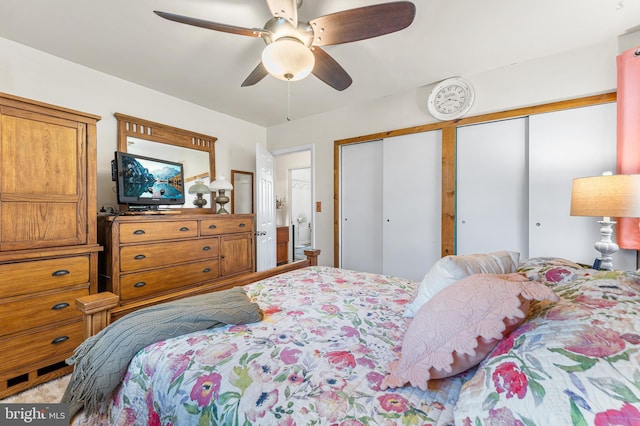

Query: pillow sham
[403,251,520,318]
[454,268,640,425]
[382,273,558,391]
[517,256,591,285]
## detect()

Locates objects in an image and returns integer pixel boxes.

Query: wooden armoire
[0,92,101,397]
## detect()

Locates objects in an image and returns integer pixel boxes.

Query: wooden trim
[230,170,255,214]
[77,250,320,337]
[0,244,103,263]
[114,113,217,153]
[0,92,101,122]
[441,126,456,256]
[333,141,340,267]
[333,91,617,266]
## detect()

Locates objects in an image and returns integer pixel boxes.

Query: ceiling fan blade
[154,11,269,38]
[309,1,416,46]
[311,47,352,91]
[241,62,269,87]
[265,0,298,28]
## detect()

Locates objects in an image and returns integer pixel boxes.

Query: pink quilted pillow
[382,273,559,391]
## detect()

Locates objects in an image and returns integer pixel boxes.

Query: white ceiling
[0,0,638,127]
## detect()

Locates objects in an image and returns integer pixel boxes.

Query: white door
[382,131,442,281]
[529,102,634,269]
[340,141,383,273]
[456,118,528,256]
[256,144,276,271]
[340,132,442,281]
[456,103,636,271]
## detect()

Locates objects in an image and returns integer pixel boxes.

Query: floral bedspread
[454,258,640,425]
[105,266,471,425]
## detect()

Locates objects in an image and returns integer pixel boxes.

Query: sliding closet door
[340,132,442,280]
[340,141,383,274]
[382,131,442,280]
[456,118,528,256]
[529,102,635,270]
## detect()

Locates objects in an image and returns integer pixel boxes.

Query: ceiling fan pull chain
[287,80,292,122]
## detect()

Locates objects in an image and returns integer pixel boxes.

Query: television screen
[114,151,185,208]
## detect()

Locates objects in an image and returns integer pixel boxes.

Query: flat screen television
[113,151,185,209]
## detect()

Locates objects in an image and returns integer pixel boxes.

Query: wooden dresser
[276,226,289,265]
[0,93,101,398]
[98,213,255,308]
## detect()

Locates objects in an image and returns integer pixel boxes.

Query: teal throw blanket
[62,286,263,417]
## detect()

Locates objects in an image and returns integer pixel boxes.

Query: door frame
[272,144,316,255]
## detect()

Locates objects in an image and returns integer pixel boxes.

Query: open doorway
[273,146,314,264]
[290,167,312,260]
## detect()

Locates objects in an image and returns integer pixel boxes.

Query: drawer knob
[203,268,211,273]
[133,229,146,235]
[51,336,69,345]
[179,227,190,232]
[134,281,147,288]
[239,223,246,228]
[208,224,217,229]
[202,246,211,251]
[51,302,70,311]
[134,254,146,260]
[52,269,70,277]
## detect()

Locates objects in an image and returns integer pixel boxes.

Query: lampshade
[209,176,233,192]
[570,174,640,218]
[188,180,209,194]
[261,38,315,82]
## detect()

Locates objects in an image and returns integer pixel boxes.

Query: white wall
[0,37,265,212]
[1,35,633,268]
[266,39,623,266]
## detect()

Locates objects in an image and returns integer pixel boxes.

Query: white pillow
[403,251,520,317]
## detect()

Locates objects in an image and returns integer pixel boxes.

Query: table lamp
[188,180,210,208]
[209,176,233,214]
[570,173,640,270]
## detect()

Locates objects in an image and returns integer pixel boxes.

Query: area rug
[0,375,69,404]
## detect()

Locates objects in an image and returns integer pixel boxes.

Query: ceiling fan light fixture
[261,38,315,81]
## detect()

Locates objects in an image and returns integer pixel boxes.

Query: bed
[67,252,640,425]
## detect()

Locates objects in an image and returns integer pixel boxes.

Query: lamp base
[215,190,230,214]
[192,194,207,208]
[594,218,618,271]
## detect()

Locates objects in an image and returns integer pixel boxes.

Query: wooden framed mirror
[115,113,217,211]
[231,170,254,214]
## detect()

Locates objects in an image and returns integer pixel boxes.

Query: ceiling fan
[154,0,416,91]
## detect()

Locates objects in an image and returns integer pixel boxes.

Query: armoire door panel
[456,118,528,256]
[1,110,87,250]
[1,114,79,195]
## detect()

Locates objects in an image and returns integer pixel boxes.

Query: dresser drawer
[119,220,198,243]
[120,237,220,272]
[0,288,88,336]
[0,321,84,376]
[0,256,90,298]
[119,259,220,302]
[201,217,253,235]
